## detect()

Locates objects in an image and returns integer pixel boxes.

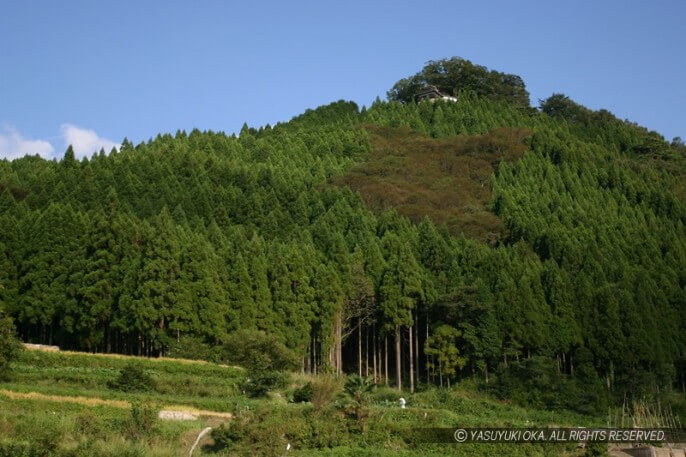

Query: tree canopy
[388,57,530,106]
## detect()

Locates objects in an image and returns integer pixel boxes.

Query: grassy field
[0,348,609,456]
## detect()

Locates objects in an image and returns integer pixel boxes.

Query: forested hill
[1,59,685,409]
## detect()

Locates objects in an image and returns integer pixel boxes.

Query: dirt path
[0,389,232,419]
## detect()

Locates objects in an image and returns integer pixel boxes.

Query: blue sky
[1,0,684,159]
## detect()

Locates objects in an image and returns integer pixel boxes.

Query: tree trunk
[570,352,574,376]
[409,325,414,393]
[414,316,419,387]
[365,326,369,377]
[332,312,342,375]
[372,325,377,382]
[358,322,362,376]
[425,318,430,383]
[303,335,313,374]
[337,316,343,375]
[384,336,389,386]
[395,325,402,391]
[562,352,566,374]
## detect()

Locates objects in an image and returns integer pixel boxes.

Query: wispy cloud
[0,125,55,160]
[60,124,120,158]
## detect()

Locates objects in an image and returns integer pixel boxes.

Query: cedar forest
[1,58,685,411]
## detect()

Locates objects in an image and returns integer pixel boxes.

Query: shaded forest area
[1,59,685,413]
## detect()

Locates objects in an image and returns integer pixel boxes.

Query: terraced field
[0,347,614,456]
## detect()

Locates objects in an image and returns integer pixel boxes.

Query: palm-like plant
[343,375,375,432]
[344,374,375,404]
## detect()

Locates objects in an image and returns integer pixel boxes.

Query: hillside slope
[0,84,685,410]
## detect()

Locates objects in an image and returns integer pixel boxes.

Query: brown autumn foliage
[332,125,532,244]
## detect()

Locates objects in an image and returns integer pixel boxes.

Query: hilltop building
[415,85,458,103]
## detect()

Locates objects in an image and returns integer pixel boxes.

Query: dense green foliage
[388,57,530,106]
[0,314,20,379]
[424,325,465,387]
[107,363,157,392]
[222,329,299,371]
[491,356,608,415]
[0,61,685,413]
[293,381,314,403]
[242,369,287,398]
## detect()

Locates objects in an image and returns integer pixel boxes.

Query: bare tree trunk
[385,336,389,386]
[570,352,574,377]
[409,325,414,393]
[331,313,342,375]
[358,321,362,376]
[372,325,377,382]
[414,315,419,388]
[313,335,317,375]
[395,325,402,391]
[425,318,430,383]
[365,326,369,377]
[337,315,343,375]
[305,334,313,374]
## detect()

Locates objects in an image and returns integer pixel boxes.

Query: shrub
[166,335,221,362]
[242,370,287,398]
[491,356,608,414]
[107,363,156,392]
[223,329,299,371]
[372,386,403,404]
[0,441,39,457]
[213,405,351,454]
[124,401,158,441]
[311,375,342,411]
[211,421,245,450]
[293,381,314,403]
[74,410,104,437]
[584,442,609,457]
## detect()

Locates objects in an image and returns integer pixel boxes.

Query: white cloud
[0,126,55,160]
[61,124,120,158]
